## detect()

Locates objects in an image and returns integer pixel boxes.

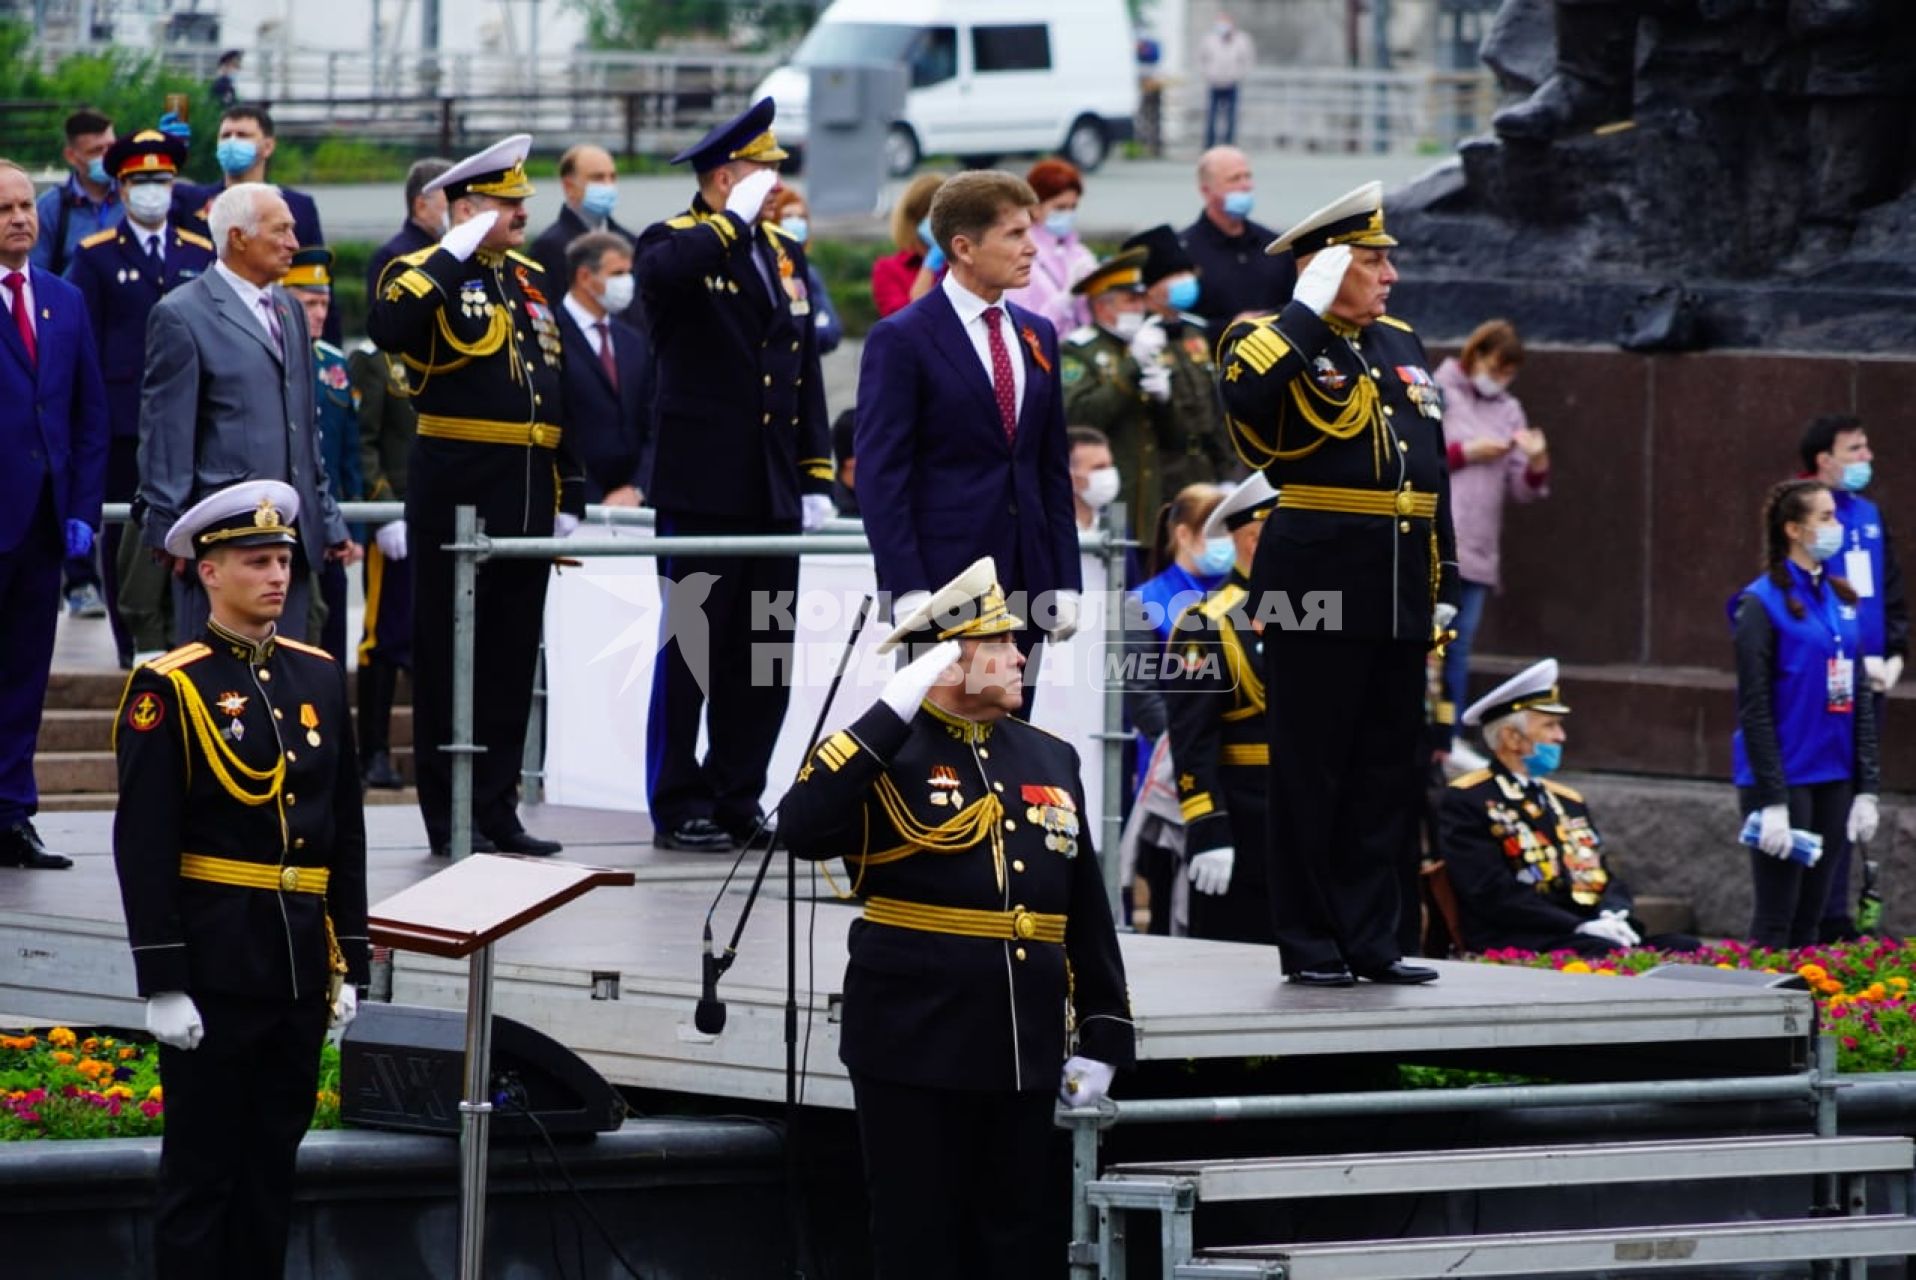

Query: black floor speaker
[340,1002,624,1137]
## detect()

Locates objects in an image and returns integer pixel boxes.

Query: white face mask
[124,182,173,227]
[600,273,635,314]
[1080,466,1121,509]
[1111,310,1145,340]
[1470,371,1510,398]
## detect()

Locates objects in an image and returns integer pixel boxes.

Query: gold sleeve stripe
[1236,326,1291,375]
[1179,793,1215,821]
[816,730,859,772]
[388,268,435,300]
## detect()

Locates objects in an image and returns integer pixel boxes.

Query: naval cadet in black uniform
[636,98,835,853]
[1165,474,1279,943]
[111,479,368,1280]
[1216,182,1458,987]
[781,556,1134,1280]
[367,133,585,859]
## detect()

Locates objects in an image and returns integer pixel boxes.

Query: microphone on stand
[694,921,728,1035]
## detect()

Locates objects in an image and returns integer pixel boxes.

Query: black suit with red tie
[555,300,654,503]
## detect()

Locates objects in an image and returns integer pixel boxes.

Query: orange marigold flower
[47,1027,77,1048]
[51,1051,75,1065]
[118,1045,138,1060]
[81,1037,100,1052]
[1560,961,1593,974]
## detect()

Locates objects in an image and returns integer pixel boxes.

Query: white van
[755,0,1139,176]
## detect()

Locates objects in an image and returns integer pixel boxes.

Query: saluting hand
[1292,244,1353,316]
[725,169,780,226]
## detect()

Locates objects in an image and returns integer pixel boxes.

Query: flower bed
[1477,937,1916,1074]
[0,1028,341,1141]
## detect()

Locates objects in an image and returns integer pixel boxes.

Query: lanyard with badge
[1814,578,1854,715]
[1844,524,1876,599]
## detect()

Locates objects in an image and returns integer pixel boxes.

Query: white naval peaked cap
[1265,179,1398,258]
[877,556,1024,655]
[424,133,535,199]
[165,480,301,560]
[1201,472,1279,541]
[1462,658,1573,728]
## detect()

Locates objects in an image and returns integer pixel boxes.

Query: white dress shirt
[562,291,613,360]
[0,263,35,339]
[941,270,1026,419]
[215,260,280,341]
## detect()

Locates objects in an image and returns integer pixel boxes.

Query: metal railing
[1162,65,1498,155]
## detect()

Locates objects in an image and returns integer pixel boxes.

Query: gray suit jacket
[137,266,348,561]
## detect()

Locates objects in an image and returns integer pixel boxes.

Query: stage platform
[1,805,1815,1111]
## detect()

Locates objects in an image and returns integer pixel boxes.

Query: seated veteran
[1437,659,1699,957]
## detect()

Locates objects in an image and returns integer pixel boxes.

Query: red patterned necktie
[596,319,619,391]
[981,305,1017,442]
[4,272,35,365]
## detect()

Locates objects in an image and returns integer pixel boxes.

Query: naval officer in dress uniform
[781,556,1134,1280]
[1164,473,1279,943]
[1216,182,1458,987]
[635,98,835,853]
[367,133,585,859]
[111,479,368,1280]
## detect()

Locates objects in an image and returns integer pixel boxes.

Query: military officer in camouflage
[1217,182,1459,987]
[112,479,368,1280]
[1061,247,1172,530]
[367,133,584,860]
[781,556,1133,1280]
[1122,223,1232,495]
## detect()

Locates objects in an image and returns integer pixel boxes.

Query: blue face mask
[215,138,258,176]
[1166,275,1200,312]
[579,182,618,219]
[1841,460,1872,492]
[1522,740,1563,778]
[1811,523,1845,562]
[1044,210,1076,239]
[1222,190,1255,219]
[780,216,809,244]
[85,156,109,186]
[1196,535,1236,577]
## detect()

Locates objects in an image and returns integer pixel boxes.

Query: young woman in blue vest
[1731,479,1881,948]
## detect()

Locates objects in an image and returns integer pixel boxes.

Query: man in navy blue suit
[855,170,1083,708]
[0,159,109,868]
[557,230,653,505]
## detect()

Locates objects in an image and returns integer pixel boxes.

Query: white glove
[1127,314,1167,363]
[374,520,408,562]
[1886,655,1905,691]
[1848,793,1881,844]
[1293,243,1353,316]
[441,209,499,263]
[1059,1054,1116,1108]
[332,983,359,1031]
[1433,602,1458,632]
[1188,847,1234,896]
[145,991,205,1050]
[1574,916,1637,949]
[1757,803,1792,858]
[1598,908,1641,946]
[1052,589,1082,642]
[800,493,834,533]
[1865,655,1905,692]
[554,512,581,538]
[1137,363,1173,402]
[881,639,961,721]
[725,168,780,224]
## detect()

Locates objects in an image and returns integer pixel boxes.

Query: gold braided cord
[325,914,348,975]
[165,669,284,806]
[433,305,510,360]
[1288,374,1385,478]
[861,773,1007,892]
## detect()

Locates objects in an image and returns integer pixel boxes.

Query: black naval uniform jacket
[1164,572,1269,873]
[634,197,832,522]
[1217,302,1459,639]
[367,244,586,539]
[111,623,371,1000]
[781,701,1135,1093]
[1436,762,1634,954]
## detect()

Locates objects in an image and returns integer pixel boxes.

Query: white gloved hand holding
[1848,793,1881,844]
[554,513,581,539]
[1598,908,1641,946]
[1886,655,1906,691]
[1052,589,1083,642]
[1574,916,1636,949]
[441,209,499,263]
[374,520,408,562]
[800,494,835,533]
[1138,363,1173,402]
[1865,655,1905,692]
[1292,244,1353,316]
[1059,1054,1116,1108]
[146,991,205,1050]
[332,984,359,1031]
[1757,803,1792,858]
[881,639,961,722]
[1127,314,1167,364]
[725,169,780,225]
[1433,602,1458,632]
[1188,847,1234,896]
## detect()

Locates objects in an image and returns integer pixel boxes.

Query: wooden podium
[368,854,636,1279]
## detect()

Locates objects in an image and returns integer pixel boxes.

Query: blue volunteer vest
[1833,490,1887,657]
[1731,562,1860,789]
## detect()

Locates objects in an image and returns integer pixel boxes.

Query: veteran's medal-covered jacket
[111,624,370,1001]
[780,702,1135,1093]
[1216,301,1458,640]
[366,241,585,538]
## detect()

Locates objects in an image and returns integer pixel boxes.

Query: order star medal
[299,702,321,748]
[217,691,248,739]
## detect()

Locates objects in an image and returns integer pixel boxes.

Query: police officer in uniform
[1217,182,1458,986]
[1165,474,1278,943]
[635,98,835,853]
[1122,223,1231,495]
[781,556,1133,1280]
[1061,247,1171,529]
[367,134,584,858]
[67,128,215,667]
[111,479,368,1280]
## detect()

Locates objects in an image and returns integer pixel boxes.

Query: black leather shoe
[428,833,498,859]
[1355,961,1440,985]
[492,829,563,857]
[1286,966,1356,988]
[720,809,776,847]
[361,750,404,790]
[0,821,73,870]
[656,817,738,853]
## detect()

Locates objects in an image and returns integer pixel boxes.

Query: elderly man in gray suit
[138,181,357,647]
